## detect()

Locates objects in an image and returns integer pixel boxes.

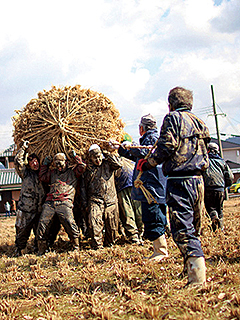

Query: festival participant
[37,151,86,254]
[203,142,233,231]
[138,87,210,286]
[80,144,122,249]
[117,114,168,262]
[14,141,45,256]
[115,157,144,245]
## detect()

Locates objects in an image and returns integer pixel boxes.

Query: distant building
[210,137,240,183]
[0,144,21,213]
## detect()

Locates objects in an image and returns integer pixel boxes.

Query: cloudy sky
[0,0,240,150]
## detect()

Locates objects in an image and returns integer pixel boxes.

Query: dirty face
[29,158,39,171]
[90,149,103,166]
[55,159,66,172]
[54,153,67,172]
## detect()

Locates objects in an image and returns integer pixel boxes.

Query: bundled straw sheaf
[12,85,125,163]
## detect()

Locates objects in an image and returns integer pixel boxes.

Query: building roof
[226,160,240,169]
[0,168,22,189]
[0,144,17,157]
[210,137,240,150]
[226,137,240,145]
[226,160,240,174]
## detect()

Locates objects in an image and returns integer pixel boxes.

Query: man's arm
[14,141,29,178]
[70,151,86,178]
[39,156,52,184]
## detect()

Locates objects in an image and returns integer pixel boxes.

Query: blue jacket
[150,108,210,176]
[115,158,134,193]
[119,129,166,203]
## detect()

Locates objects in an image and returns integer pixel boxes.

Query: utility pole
[211,85,229,199]
[211,85,223,157]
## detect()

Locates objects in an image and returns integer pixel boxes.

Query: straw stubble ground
[0,198,239,319]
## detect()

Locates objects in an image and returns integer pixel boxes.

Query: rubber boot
[145,234,168,262]
[72,238,79,251]
[219,218,224,231]
[38,240,48,256]
[186,256,206,286]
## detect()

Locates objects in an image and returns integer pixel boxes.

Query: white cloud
[0,0,240,150]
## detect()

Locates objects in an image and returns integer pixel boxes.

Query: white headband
[89,144,101,152]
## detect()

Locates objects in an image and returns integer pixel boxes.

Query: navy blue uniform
[148,107,210,261]
[119,128,167,241]
[203,152,233,226]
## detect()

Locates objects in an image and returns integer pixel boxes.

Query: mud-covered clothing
[117,187,143,241]
[167,175,205,261]
[15,209,39,251]
[73,178,89,238]
[37,158,86,242]
[203,153,233,192]
[14,147,45,251]
[149,107,210,259]
[81,153,122,207]
[88,202,119,248]
[37,201,79,242]
[150,108,210,176]
[119,129,167,241]
[39,159,85,202]
[204,190,225,222]
[203,152,233,223]
[14,148,45,214]
[115,158,143,241]
[80,152,122,248]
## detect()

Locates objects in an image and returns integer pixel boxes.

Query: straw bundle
[12,85,125,163]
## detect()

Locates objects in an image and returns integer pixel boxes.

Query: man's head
[168,87,193,111]
[28,154,40,171]
[53,153,67,172]
[139,114,157,136]
[88,144,103,166]
[208,142,219,154]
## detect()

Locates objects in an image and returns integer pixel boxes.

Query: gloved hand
[22,140,29,150]
[70,149,76,158]
[136,159,148,171]
[43,155,52,166]
[108,139,120,150]
[121,141,132,149]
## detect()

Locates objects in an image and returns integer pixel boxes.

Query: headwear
[89,144,101,152]
[54,153,66,161]
[208,142,219,153]
[140,114,157,128]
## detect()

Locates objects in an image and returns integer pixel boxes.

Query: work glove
[43,155,52,166]
[121,141,132,149]
[22,140,29,150]
[108,139,120,150]
[136,159,149,171]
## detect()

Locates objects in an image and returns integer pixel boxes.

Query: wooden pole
[211,85,223,157]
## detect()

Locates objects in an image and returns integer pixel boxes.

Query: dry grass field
[0,197,240,320]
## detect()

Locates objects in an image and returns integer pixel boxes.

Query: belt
[167,170,202,177]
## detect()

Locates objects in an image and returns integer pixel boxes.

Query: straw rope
[134,139,159,204]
